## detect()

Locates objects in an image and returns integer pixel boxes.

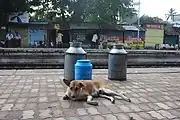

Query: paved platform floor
[0,68,180,120]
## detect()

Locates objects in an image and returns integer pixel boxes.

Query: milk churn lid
[66,42,87,54]
[109,44,127,55]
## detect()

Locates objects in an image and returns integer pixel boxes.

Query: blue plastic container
[75,59,92,80]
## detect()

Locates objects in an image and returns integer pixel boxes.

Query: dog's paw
[129,116,135,120]
[111,99,115,104]
[62,95,69,100]
[98,89,105,94]
[110,97,115,104]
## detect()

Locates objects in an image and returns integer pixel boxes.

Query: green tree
[30,0,71,22]
[166,8,177,21]
[68,0,87,22]
[30,0,136,24]
[84,0,136,24]
[139,15,164,24]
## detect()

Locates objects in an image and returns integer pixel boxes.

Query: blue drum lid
[76,59,91,63]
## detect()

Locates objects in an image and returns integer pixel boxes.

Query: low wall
[0,48,180,69]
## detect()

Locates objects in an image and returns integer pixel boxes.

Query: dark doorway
[47,29,56,47]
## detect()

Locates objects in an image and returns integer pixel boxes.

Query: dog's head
[63,79,86,98]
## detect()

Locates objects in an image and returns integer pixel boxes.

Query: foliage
[83,0,136,24]
[0,0,41,13]
[139,15,164,24]
[30,0,137,24]
[166,8,177,21]
[30,0,71,22]
[0,0,27,12]
[1,0,164,25]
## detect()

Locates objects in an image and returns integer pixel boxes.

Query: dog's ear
[79,82,86,88]
[63,79,72,87]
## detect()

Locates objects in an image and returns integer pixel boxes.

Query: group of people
[0,30,108,49]
[91,33,108,49]
[0,31,22,48]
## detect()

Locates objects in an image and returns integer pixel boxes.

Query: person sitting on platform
[5,31,14,48]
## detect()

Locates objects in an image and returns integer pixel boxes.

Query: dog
[62,79,131,106]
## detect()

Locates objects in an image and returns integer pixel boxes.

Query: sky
[133,0,180,20]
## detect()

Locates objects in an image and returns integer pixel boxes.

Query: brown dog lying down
[62,79,131,106]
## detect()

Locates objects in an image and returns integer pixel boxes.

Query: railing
[0,48,180,69]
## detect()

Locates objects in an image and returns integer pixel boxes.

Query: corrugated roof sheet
[98,24,124,30]
[122,25,139,31]
[69,23,99,30]
[164,24,180,35]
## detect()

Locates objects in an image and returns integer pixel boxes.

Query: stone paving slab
[0,70,16,76]
[1,67,180,76]
[0,68,180,120]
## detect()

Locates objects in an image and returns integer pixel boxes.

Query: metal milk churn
[64,42,87,81]
[108,44,128,81]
